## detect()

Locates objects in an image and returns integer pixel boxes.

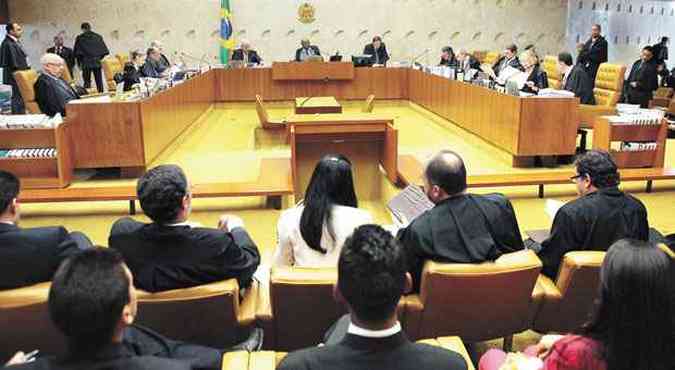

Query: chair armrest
[578,105,617,128]
[275,353,288,367]
[249,351,277,370]
[238,281,258,326]
[532,274,564,333]
[221,351,249,370]
[436,336,476,370]
[401,294,424,341]
[254,280,274,349]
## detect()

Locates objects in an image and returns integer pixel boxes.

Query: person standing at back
[73,22,109,93]
[577,24,608,87]
[624,46,659,108]
[0,23,30,113]
[47,35,76,78]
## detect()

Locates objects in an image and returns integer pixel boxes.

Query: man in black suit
[492,44,524,78]
[395,151,523,291]
[295,38,321,62]
[278,225,467,370]
[5,248,225,370]
[625,46,659,108]
[363,36,390,66]
[47,35,75,78]
[73,22,109,93]
[558,52,595,105]
[34,53,80,117]
[577,24,608,87]
[231,40,262,65]
[141,47,167,78]
[0,23,30,113]
[0,171,92,290]
[108,165,261,293]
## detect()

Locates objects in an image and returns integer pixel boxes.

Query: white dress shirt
[347,321,402,338]
[273,204,373,267]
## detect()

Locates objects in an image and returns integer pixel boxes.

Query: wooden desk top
[286,113,394,125]
[272,62,355,81]
[294,97,341,108]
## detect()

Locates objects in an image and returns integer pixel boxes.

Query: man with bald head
[396,150,524,291]
[47,35,75,77]
[34,53,80,117]
[295,38,321,62]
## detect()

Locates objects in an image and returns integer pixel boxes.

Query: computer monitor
[352,55,372,67]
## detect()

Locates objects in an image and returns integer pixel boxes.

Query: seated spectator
[108,164,260,292]
[558,51,595,104]
[5,248,261,370]
[34,53,80,117]
[278,225,468,370]
[479,239,673,370]
[0,170,92,290]
[274,155,372,267]
[530,150,649,278]
[396,150,524,291]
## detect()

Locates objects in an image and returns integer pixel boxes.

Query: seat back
[654,87,674,98]
[417,250,542,341]
[116,53,130,67]
[541,55,561,89]
[136,279,242,348]
[0,283,65,362]
[483,51,500,66]
[13,69,42,114]
[534,251,604,333]
[593,63,627,107]
[102,57,122,89]
[362,94,375,112]
[269,267,345,351]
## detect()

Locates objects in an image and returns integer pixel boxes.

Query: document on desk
[387,185,435,227]
[545,199,565,220]
[69,95,112,104]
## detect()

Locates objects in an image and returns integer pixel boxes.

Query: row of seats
[0,249,618,359]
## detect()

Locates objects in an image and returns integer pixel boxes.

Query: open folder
[387,185,435,226]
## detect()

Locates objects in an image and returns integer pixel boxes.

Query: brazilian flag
[220,0,236,64]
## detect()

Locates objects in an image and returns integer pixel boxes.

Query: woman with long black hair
[273,154,372,267]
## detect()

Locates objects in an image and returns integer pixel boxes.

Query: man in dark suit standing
[577,24,608,87]
[0,23,30,113]
[558,52,595,105]
[625,46,659,108]
[278,225,468,370]
[34,53,80,117]
[73,22,109,93]
[231,40,262,65]
[295,38,321,62]
[108,164,261,293]
[47,35,76,77]
[492,44,524,78]
[0,170,92,290]
[363,36,390,66]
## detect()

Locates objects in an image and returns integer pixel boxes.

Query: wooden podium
[287,113,398,201]
[272,62,355,81]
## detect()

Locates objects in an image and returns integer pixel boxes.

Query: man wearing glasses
[34,53,80,117]
[532,150,649,279]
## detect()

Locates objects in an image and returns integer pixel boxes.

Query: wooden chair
[532,251,604,334]
[255,95,285,129]
[541,55,561,89]
[361,94,375,112]
[403,250,544,350]
[0,282,65,362]
[578,63,627,129]
[13,69,42,114]
[101,56,123,90]
[136,278,257,348]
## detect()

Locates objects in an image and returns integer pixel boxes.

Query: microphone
[412,48,431,65]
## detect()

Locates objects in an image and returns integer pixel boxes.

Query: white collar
[0,221,15,225]
[8,35,18,42]
[164,221,201,228]
[347,321,402,338]
[563,67,572,81]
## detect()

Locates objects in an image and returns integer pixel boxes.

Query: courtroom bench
[18,158,293,214]
[397,155,675,198]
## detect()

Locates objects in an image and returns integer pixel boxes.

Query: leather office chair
[136,278,257,348]
[362,94,375,112]
[102,56,123,90]
[532,251,604,334]
[116,53,130,67]
[577,63,627,129]
[403,250,543,350]
[483,51,500,67]
[0,283,65,362]
[13,69,42,114]
[541,55,561,89]
[649,87,673,108]
[255,95,285,129]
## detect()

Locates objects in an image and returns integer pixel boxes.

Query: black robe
[439,55,458,67]
[231,49,262,65]
[397,193,524,291]
[0,36,29,85]
[34,73,80,117]
[141,59,163,78]
[363,43,390,65]
[492,56,524,77]
[159,53,171,71]
[538,187,649,279]
[563,64,596,105]
[73,30,110,69]
[578,36,608,83]
[521,65,549,94]
[625,59,659,108]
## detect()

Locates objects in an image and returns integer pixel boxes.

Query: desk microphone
[412,48,431,65]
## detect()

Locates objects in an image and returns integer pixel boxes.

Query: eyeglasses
[569,174,585,182]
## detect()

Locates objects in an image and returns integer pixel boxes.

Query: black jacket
[539,187,649,279]
[231,49,262,65]
[109,218,261,292]
[295,46,321,62]
[141,59,163,78]
[521,65,549,94]
[578,36,608,81]
[625,59,659,108]
[73,30,110,69]
[458,56,480,71]
[0,36,29,84]
[0,223,91,289]
[278,330,467,370]
[47,46,76,75]
[363,43,390,65]
[563,64,596,105]
[397,193,524,291]
[34,73,80,117]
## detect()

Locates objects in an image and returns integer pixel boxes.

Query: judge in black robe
[558,52,595,104]
[47,35,76,77]
[231,40,262,65]
[396,151,524,291]
[363,36,390,66]
[577,25,608,86]
[533,150,649,279]
[295,39,321,62]
[73,23,109,93]
[456,50,480,71]
[0,23,30,113]
[439,46,458,67]
[34,72,80,117]
[492,44,524,78]
[520,52,548,95]
[624,46,659,108]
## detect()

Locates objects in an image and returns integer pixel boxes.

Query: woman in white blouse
[273,154,373,267]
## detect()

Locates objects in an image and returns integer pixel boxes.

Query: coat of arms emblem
[298,3,316,24]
